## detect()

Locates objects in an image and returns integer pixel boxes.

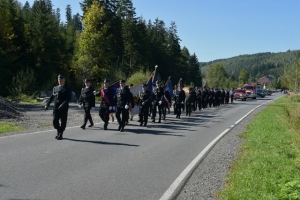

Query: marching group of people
[45,74,235,140]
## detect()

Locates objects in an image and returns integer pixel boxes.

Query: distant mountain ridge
[200,50,300,78]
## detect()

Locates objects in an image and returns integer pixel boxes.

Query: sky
[20,0,300,62]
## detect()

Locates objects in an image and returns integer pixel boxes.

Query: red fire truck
[243,84,257,99]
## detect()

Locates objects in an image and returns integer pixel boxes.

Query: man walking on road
[45,75,72,140]
[115,80,131,132]
[78,78,96,129]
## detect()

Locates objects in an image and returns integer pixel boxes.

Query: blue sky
[20,0,300,62]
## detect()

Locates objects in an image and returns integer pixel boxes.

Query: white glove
[78,104,82,108]
[125,105,129,109]
[159,101,162,105]
[109,106,112,110]
[152,102,154,105]
[181,101,184,104]
[113,106,116,110]
[191,103,194,105]
[93,91,97,95]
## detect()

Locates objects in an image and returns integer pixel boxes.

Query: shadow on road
[64,138,139,147]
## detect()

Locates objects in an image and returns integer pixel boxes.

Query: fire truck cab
[243,84,257,99]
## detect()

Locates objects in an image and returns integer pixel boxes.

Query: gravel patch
[175,103,269,200]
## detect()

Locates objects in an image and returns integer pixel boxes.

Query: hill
[200,50,300,79]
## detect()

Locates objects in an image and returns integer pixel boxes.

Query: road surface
[0,94,280,200]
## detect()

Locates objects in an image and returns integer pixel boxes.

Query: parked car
[256,89,266,98]
[234,89,248,101]
[37,91,77,103]
[265,90,272,95]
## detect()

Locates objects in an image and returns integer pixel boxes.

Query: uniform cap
[84,78,91,83]
[142,84,147,87]
[119,79,126,84]
[58,74,65,79]
[103,79,110,83]
[129,84,134,87]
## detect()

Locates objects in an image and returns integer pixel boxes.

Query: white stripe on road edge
[159,96,283,200]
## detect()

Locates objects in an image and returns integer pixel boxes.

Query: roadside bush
[126,70,151,86]
[7,68,36,101]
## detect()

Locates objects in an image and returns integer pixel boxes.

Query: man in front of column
[45,75,72,140]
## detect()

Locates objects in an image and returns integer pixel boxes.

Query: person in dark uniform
[115,80,131,132]
[152,80,164,123]
[137,84,151,126]
[191,87,196,111]
[196,87,202,111]
[202,88,207,109]
[221,89,226,105]
[175,85,186,119]
[126,84,135,124]
[78,78,96,129]
[99,79,114,130]
[161,85,171,120]
[225,89,230,104]
[45,75,72,140]
[185,87,195,116]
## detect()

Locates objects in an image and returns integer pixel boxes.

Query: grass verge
[218,95,300,200]
[0,122,26,134]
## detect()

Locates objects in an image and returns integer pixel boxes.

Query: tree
[239,69,250,84]
[207,63,228,88]
[72,0,117,83]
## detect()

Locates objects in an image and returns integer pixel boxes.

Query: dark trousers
[53,109,68,132]
[152,101,163,121]
[116,107,129,126]
[175,103,181,117]
[99,107,109,123]
[186,103,192,115]
[139,106,149,124]
[197,99,202,110]
[83,106,93,125]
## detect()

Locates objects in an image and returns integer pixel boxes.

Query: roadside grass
[0,122,25,134]
[218,95,300,200]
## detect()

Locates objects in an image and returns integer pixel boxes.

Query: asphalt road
[0,94,280,200]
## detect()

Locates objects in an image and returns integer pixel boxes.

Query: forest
[1,0,300,100]
[0,0,202,98]
[201,50,300,89]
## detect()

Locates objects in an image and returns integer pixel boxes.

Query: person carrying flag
[99,79,114,130]
[152,80,164,123]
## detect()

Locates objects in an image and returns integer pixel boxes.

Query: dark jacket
[129,91,135,108]
[100,87,114,109]
[137,90,151,107]
[153,86,164,101]
[47,85,72,111]
[175,90,186,104]
[115,86,130,108]
[79,86,95,108]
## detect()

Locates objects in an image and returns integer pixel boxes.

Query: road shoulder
[176,103,268,200]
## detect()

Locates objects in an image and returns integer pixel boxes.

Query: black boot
[120,123,125,132]
[57,130,63,140]
[55,129,60,139]
[88,122,94,127]
[80,122,86,129]
[118,124,121,131]
[104,122,108,130]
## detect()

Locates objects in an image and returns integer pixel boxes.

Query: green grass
[218,96,300,200]
[0,122,26,134]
